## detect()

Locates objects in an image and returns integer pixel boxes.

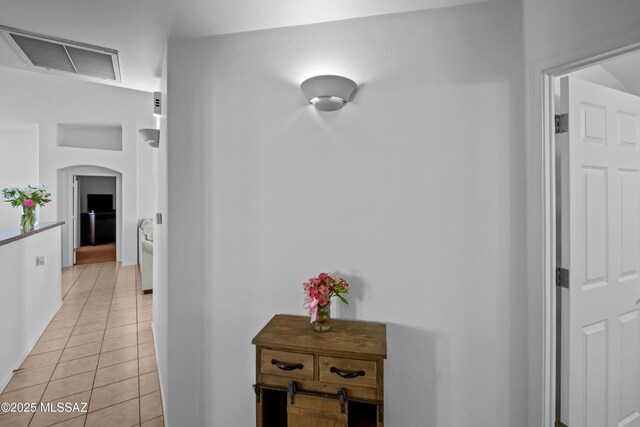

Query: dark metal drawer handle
[271,359,304,371]
[330,367,365,378]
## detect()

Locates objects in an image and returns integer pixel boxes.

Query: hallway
[0,263,163,427]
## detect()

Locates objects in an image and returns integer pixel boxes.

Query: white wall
[523,0,640,63]
[0,226,62,391]
[167,2,526,426]
[0,125,39,230]
[0,66,154,266]
[137,139,155,221]
[152,45,169,421]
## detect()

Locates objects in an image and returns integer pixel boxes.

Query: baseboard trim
[151,322,168,427]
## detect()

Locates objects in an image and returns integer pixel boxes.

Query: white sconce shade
[139,128,159,148]
[300,75,357,112]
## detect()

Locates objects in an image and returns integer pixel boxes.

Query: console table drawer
[261,349,315,380]
[319,356,377,389]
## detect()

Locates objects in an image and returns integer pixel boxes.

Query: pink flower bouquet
[303,273,349,323]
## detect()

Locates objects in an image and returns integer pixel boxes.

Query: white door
[558,76,640,427]
[72,175,78,265]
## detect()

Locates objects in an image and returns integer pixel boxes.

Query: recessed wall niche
[57,124,123,151]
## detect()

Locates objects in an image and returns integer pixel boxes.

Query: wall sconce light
[139,128,160,148]
[300,75,357,112]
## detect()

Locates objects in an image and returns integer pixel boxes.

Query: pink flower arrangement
[23,199,35,207]
[303,273,349,322]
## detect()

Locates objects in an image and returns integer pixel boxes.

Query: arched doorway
[57,165,122,267]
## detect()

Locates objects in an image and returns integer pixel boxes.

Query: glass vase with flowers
[303,273,349,332]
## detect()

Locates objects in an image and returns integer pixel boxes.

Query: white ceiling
[599,52,640,97]
[0,0,492,92]
[169,0,492,40]
[568,50,640,97]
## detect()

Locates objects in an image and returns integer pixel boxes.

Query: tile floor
[0,262,164,427]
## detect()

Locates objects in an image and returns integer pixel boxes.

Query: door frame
[73,173,119,263]
[529,25,640,427]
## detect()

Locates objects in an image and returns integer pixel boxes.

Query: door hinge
[555,114,568,134]
[556,267,569,288]
[555,420,568,427]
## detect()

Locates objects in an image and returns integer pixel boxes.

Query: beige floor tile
[30,390,90,427]
[94,360,138,388]
[137,312,152,322]
[138,356,157,375]
[141,416,164,427]
[140,391,162,422]
[107,314,137,328]
[41,371,95,402]
[0,411,33,426]
[86,295,113,304]
[89,377,138,412]
[81,302,110,311]
[100,333,137,353]
[108,307,136,319]
[112,292,136,300]
[137,343,155,358]
[59,342,102,363]
[98,346,138,369]
[85,398,139,427]
[65,331,105,349]
[86,289,112,296]
[54,306,82,315]
[51,355,99,381]
[111,296,136,305]
[137,321,152,333]
[39,327,73,343]
[51,313,79,324]
[111,282,133,290]
[48,415,86,426]
[90,292,114,299]
[30,338,68,356]
[0,383,46,405]
[77,307,109,325]
[60,300,85,309]
[104,324,137,340]
[4,365,56,393]
[137,304,152,315]
[71,321,106,336]
[76,313,109,325]
[139,371,159,396]
[137,329,153,344]
[46,318,77,331]
[20,350,62,370]
[109,301,136,311]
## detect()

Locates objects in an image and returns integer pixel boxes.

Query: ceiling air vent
[1,25,121,82]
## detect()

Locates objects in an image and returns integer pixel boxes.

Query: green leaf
[337,294,349,305]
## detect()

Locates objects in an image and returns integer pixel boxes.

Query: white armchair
[138,219,154,293]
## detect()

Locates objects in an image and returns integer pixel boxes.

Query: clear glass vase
[313,304,331,332]
[21,206,37,230]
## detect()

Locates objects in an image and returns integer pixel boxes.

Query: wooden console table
[252,314,387,426]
